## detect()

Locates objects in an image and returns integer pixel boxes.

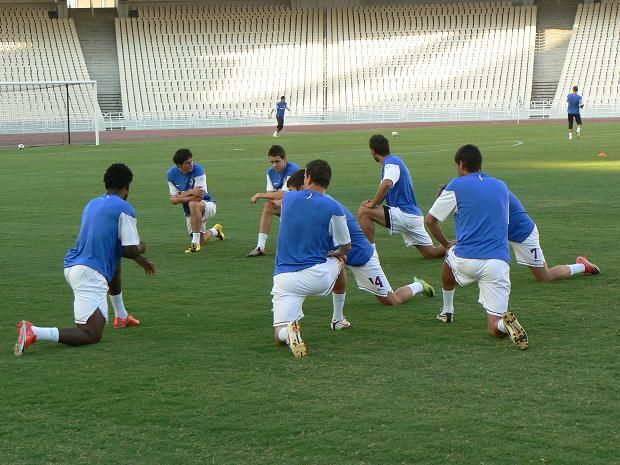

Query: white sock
[497,319,507,334]
[277,326,288,342]
[442,289,455,313]
[332,292,346,321]
[109,293,128,318]
[577,127,581,134]
[273,130,278,136]
[569,263,586,276]
[209,226,218,238]
[191,232,201,244]
[257,233,268,250]
[32,326,59,342]
[568,132,573,140]
[407,282,424,296]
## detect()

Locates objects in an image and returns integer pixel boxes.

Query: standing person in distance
[567,85,584,140]
[270,96,290,138]
[425,145,528,350]
[15,163,155,355]
[167,148,225,254]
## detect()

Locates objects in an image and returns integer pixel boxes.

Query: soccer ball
[391,131,399,137]
[17,144,25,150]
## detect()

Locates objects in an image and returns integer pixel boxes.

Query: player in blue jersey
[167,148,224,254]
[247,145,300,257]
[270,96,290,137]
[271,160,351,358]
[15,164,155,355]
[359,135,445,259]
[508,191,600,280]
[425,145,528,350]
[567,86,584,140]
[278,170,435,329]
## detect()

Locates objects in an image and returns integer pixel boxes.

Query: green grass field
[1,122,619,464]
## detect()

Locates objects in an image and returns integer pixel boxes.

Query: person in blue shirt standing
[271,160,351,358]
[358,134,445,259]
[15,164,155,355]
[270,96,290,138]
[567,86,584,140]
[425,145,528,350]
[247,145,300,257]
[167,148,225,254]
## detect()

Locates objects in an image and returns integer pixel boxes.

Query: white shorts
[271,258,342,326]
[64,265,109,325]
[185,201,217,235]
[510,226,545,268]
[348,250,393,296]
[386,206,434,247]
[445,247,511,317]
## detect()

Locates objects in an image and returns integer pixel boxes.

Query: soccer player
[358,134,445,258]
[14,164,155,356]
[508,191,600,281]
[247,145,300,257]
[167,148,224,253]
[425,144,528,350]
[270,96,290,137]
[281,169,435,326]
[271,160,351,358]
[567,86,584,140]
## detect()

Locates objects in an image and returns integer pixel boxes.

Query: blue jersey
[430,173,510,263]
[508,192,535,243]
[267,161,300,191]
[567,93,582,114]
[330,199,374,267]
[382,155,422,216]
[276,101,287,118]
[167,162,214,216]
[275,189,349,275]
[64,194,139,282]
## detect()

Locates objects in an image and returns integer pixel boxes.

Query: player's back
[382,155,422,215]
[448,173,510,263]
[567,93,582,113]
[507,192,535,243]
[64,194,135,281]
[275,189,345,274]
[335,201,374,267]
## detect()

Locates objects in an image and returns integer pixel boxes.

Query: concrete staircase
[72,8,122,114]
[531,0,579,103]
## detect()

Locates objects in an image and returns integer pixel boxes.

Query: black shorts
[276,116,284,131]
[568,113,582,129]
[383,205,391,230]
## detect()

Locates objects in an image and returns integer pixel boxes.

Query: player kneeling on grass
[271,160,351,358]
[425,145,528,350]
[167,148,225,254]
[15,164,156,356]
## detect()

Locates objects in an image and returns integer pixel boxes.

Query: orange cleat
[15,320,37,356]
[576,256,600,275]
[114,314,141,329]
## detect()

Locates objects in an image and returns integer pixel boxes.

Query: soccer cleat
[185,242,201,254]
[414,277,435,297]
[114,314,141,329]
[214,223,225,240]
[576,256,600,275]
[330,318,351,331]
[436,310,453,323]
[286,321,307,358]
[246,246,266,257]
[502,311,528,350]
[15,320,37,356]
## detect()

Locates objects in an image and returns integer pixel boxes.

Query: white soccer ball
[391,131,399,137]
[17,144,25,150]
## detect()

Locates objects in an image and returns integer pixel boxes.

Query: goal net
[0,81,100,148]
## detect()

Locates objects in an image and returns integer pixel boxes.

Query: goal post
[0,80,100,148]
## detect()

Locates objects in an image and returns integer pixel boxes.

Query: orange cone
[598,152,607,157]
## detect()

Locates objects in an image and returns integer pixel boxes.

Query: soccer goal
[0,81,101,148]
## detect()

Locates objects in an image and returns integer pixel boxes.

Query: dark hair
[280,96,286,100]
[369,134,390,156]
[287,169,305,190]
[572,85,578,92]
[104,163,133,190]
[173,148,193,166]
[305,159,332,188]
[268,145,286,159]
[454,144,482,172]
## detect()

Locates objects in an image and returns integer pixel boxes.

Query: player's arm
[362,179,393,208]
[118,213,156,274]
[328,214,352,259]
[168,181,203,205]
[425,189,457,248]
[251,190,285,204]
[269,108,275,117]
